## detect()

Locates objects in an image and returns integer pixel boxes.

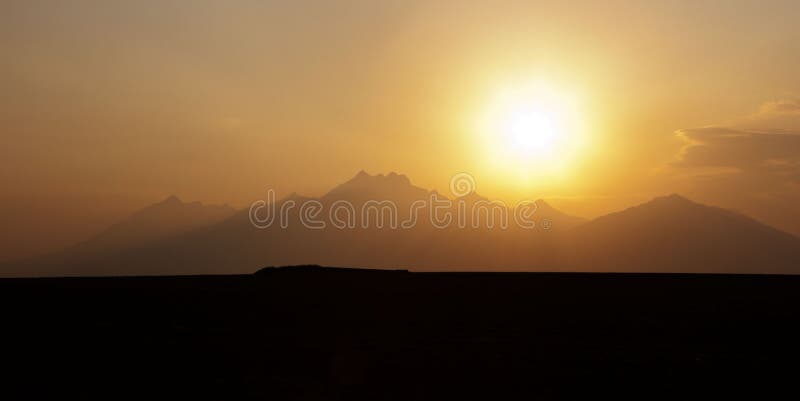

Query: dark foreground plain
[3,266,800,400]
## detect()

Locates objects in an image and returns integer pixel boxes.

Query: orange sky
[2,0,800,261]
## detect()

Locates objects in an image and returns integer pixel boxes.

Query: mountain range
[7,172,800,276]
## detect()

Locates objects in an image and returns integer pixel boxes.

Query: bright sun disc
[476,80,587,182]
[505,110,556,153]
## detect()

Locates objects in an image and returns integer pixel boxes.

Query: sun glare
[504,109,556,154]
[476,80,587,184]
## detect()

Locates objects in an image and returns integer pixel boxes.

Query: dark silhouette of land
[3,266,800,400]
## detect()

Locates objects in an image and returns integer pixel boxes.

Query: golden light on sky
[2,0,800,262]
[475,79,589,187]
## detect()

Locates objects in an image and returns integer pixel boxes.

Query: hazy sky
[2,0,800,261]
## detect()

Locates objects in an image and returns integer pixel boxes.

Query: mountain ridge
[567,193,800,273]
[6,173,800,276]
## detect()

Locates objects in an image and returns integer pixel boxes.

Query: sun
[475,80,587,183]
[503,109,557,154]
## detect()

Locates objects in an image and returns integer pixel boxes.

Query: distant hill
[566,194,800,273]
[534,199,587,231]
[12,196,235,276]
[7,175,800,276]
[80,196,236,253]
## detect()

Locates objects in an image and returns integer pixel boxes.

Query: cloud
[672,127,800,183]
[735,99,800,131]
[758,99,800,116]
[665,103,800,237]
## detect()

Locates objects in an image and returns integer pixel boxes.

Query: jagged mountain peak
[161,195,183,204]
[323,171,424,201]
[345,170,411,185]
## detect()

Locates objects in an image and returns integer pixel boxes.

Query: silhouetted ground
[2,266,800,400]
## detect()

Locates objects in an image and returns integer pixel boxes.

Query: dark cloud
[673,127,800,182]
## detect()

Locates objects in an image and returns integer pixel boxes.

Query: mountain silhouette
[12,196,235,276]
[533,199,587,231]
[7,175,800,276]
[322,171,428,205]
[566,194,800,273]
[90,196,236,250]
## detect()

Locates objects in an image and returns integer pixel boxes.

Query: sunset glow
[3,0,800,264]
[4,3,800,398]
[476,81,588,184]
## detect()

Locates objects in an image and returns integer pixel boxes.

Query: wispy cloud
[758,99,800,116]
